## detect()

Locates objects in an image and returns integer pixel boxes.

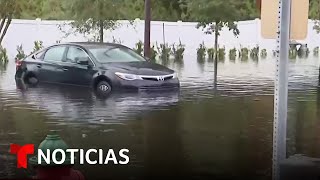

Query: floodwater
[0,55,320,180]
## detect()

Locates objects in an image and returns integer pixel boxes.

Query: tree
[40,0,67,20]
[309,0,319,19]
[236,0,259,20]
[61,0,132,42]
[0,0,44,44]
[152,0,188,21]
[310,0,320,33]
[185,0,240,85]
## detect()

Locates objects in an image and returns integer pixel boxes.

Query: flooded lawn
[0,56,320,179]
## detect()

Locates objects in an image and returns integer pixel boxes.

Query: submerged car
[15,42,180,96]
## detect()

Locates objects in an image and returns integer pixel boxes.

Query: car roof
[59,42,127,49]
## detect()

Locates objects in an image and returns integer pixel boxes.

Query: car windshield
[88,46,146,63]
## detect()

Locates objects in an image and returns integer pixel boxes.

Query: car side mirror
[76,57,89,66]
[145,57,151,62]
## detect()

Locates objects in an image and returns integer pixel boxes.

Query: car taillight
[16,60,23,69]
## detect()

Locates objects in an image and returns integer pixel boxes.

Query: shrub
[171,40,185,61]
[289,48,297,59]
[250,46,259,60]
[0,46,9,63]
[313,47,319,56]
[229,48,237,61]
[150,45,158,62]
[112,36,123,44]
[239,47,249,61]
[134,40,144,56]
[218,47,226,61]
[31,41,44,54]
[15,44,26,61]
[156,42,171,60]
[197,42,206,61]
[260,49,267,59]
[207,48,215,60]
[272,50,277,57]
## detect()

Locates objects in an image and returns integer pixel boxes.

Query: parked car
[15,42,180,96]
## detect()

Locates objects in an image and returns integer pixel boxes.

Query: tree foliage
[309,0,320,19]
[186,0,241,55]
[310,0,320,33]
[6,0,320,22]
[236,0,259,20]
[0,0,42,44]
[6,0,320,43]
[185,0,243,83]
[59,0,137,42]
[39,0,67,20]
[151,0,188,21]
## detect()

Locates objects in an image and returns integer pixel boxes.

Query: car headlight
[115,72,141,81]
[172,72,178,79]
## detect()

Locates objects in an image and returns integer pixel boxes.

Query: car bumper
[15,69,25,79]
[114,78,180,91]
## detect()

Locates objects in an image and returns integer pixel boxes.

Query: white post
[36,18,41,38]
[256,18,260,46]
[273,0,291,180]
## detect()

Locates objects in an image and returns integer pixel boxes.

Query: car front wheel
[95,81,112,96]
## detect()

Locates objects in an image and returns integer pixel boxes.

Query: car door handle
[37,64,42,68]
[62,68,68,71]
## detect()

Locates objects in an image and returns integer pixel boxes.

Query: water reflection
[14,79,180,123]
[197,57,206,73]
[172,59,184,73]
[0,61,8,74]
[240,56,249,63]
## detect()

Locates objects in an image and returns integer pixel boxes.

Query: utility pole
[144,0,151,58]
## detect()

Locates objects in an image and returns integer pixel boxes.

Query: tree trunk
[0,17,6,36]
[99,20,104,43]
[98,0,104,43]
[144,0,151,58]
[214,22,219,87]
[0,16,11,44]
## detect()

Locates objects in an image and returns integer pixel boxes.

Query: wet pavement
[0,56,320,179]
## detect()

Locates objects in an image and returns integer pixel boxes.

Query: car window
[34,50,45,59]
[89,46,145,63]
[66,46,89,63]
[43,46,66,62]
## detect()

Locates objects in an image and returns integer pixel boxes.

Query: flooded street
[0,55,320,179]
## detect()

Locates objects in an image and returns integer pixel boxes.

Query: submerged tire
[25,75,39,86]
[28,77,38,84]
[95,81,112,97]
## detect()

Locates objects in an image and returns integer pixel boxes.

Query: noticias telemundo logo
[10,133,129,169]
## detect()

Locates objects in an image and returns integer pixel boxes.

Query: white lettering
[99,149,103,164]
[104,149,118,164]
[80,149,84,164]
[36,148,130,165]
[66,149,78,164]
[85,149,97,164]
[119,149,130,164]
[52,149,66,165]
[38,149,50,164]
